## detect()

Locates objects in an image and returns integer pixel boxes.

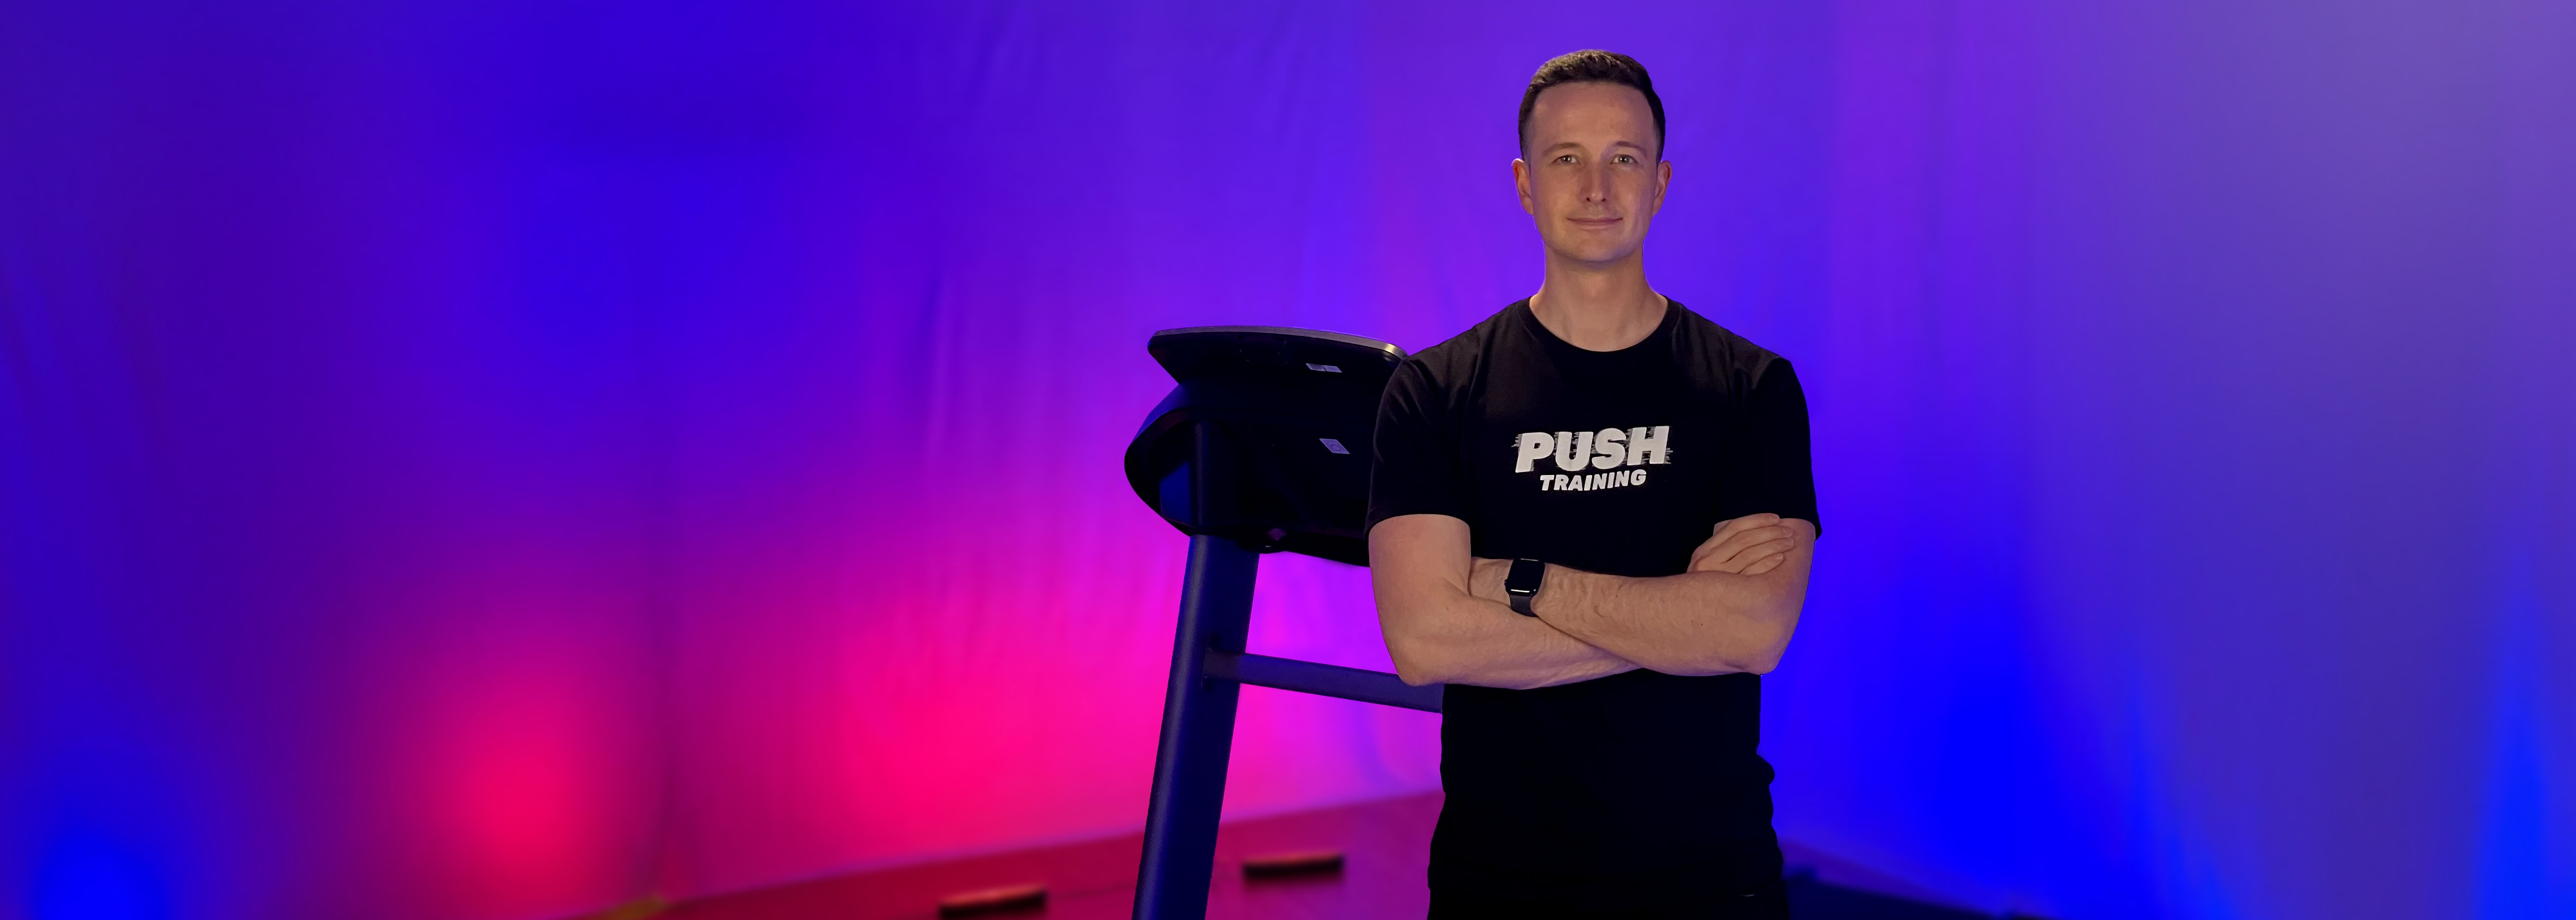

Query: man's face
[1514,81,1670,268]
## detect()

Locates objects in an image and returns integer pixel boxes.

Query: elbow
[1734,644,1788,676]
[1384,635,1453,686]
[1678,645,1785,677]
[1736,615,1799,675]
[1724,594,1803,675]
[1378,615,1450,686]
[1668,617,1797,677]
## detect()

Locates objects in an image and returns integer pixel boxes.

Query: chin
[1548,241,1640,266]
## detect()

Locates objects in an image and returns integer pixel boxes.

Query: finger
[1691,535,1744,572]
[1696,515,1792,571]
[1694,525,1749,554]
[1726,535,1798,563]
[1714,536,1798,571]
[1704,515,1775,549]
[1709,513,1782,539]
[1701,537,1792,575]
[1708,548,1788,576]
[1706,525,1795,563]
[1689,527,1745,566]
[1691,529,1729,556]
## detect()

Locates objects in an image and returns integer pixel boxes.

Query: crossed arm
[1368,512,1815,689]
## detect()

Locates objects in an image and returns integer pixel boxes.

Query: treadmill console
[1123,326,1407,566]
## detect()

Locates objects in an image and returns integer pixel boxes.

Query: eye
[1613,154,1636,164]
[1555,155,1577,164]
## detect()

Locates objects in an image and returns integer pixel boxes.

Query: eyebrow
[1540,140,1651,155]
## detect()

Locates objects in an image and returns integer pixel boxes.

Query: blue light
[31,832,170,920]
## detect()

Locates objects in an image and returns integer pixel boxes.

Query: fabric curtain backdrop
[3,2,2570,919]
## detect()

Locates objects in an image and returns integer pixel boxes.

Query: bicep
[1368,513,1479,683]
[1368,514,1473,612]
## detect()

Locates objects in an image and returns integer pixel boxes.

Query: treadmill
[1122,325,1440,920]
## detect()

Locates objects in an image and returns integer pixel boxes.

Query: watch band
[1505,558,1546,617]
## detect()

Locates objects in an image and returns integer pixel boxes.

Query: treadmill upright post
[1132,532,1257,920]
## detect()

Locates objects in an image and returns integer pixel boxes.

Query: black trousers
[1427,878,1791,920]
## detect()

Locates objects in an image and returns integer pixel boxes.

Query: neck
[1529,249,1664,351]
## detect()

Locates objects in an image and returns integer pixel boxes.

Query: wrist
[1469,557,1511,604]
[1503,558,1548,617]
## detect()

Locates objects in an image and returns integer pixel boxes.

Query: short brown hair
[1517,50,1666,160]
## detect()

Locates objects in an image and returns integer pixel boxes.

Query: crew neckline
[1515,297,1679,359]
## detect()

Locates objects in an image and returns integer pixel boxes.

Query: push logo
[1513,426,1670,492]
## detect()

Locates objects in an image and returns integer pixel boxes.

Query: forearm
[1378,586,1640,689]
[1471,553,1808,676]
[1369,514,1639,689]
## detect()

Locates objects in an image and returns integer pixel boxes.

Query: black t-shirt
[1367,299,1820,910]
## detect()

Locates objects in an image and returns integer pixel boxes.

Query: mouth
[1567,216,1623,230]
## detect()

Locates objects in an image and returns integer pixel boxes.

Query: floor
[647,792,2006,920]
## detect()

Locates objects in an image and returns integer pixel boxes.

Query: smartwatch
[1504,558,1547,617]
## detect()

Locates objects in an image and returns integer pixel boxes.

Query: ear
[1513,158,1536,217]
[1650,158,1672,215]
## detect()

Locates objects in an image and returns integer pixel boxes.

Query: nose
[1566,160,1607,205]
[1581,161,1610,204]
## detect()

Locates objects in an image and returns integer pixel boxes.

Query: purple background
[4,1,2573,919]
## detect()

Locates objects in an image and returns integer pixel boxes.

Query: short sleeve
[1717,358,1822,537]
[1365,358,1471,533]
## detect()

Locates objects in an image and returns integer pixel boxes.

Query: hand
[1689,513,1804,576]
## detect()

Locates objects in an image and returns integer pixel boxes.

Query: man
[1367,51,1820,919]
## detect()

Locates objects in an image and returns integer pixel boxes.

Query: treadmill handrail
[1201,649,1444,713]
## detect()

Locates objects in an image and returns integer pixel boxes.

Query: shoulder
[1667,301,1792,395]
[1392,302,1522,394]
